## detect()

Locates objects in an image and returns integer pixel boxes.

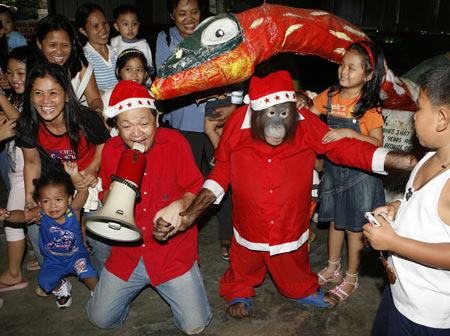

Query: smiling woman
[15,62,110,276]
[31,15,103,112]
[155,0,207,168]
[76,3,118,93]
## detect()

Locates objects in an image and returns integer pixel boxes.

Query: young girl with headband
[101,48,151,135]
[309,41,386,302]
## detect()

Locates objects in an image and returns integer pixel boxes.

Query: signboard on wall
[382,109,416,201]
[382,109,415,152]
[15,20,38,41]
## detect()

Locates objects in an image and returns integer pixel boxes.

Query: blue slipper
[294,290,330,308]
[229,297,251,312]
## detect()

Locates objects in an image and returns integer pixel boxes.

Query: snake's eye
[201,18,239,46]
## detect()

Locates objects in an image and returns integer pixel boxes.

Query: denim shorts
[319,159,385,232]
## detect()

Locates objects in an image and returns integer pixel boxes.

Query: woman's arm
[80,143,104,187]
[21,147,41,207]
[80,65,103,113]
[204,117,222,149]
[0,114,16,141]
[0,94,21,120]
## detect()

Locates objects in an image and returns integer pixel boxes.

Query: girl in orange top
[309,41,386,302]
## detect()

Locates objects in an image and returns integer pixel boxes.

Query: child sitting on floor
[364,64,450,334]
[0,161,98,308]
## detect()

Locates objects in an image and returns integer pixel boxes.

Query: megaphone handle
[111,175,141,200]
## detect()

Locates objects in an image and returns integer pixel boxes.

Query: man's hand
[153,199,187,241]
[152,189,217,242]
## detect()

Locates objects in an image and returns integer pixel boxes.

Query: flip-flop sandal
[27,260,41,271]
[0,278,29,292]
[294,289,331,308]
[220,243,231,261]
[229,297,251,312]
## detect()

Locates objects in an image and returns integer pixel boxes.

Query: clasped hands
[152,200,193,242]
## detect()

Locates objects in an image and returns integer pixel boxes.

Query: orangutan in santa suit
[152,70,416,318]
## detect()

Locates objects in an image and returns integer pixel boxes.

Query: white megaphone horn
[85,142,146,242]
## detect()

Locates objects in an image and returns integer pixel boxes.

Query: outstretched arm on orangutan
[152,188,216,242]
[384,151,419,172]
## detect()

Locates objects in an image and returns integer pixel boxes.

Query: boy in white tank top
[364,64,450,335]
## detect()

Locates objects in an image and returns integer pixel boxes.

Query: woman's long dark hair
[0,21,8,72]
[331,41,385,118]
[30,15,88,80]
[75,3,105,46]
[21,62,94,156]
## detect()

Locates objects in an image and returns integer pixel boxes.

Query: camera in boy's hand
[365,211,394,227]
[204,96,232,119]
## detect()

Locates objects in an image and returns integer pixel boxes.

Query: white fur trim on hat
[250,91,296,111]
[104,97,156,118]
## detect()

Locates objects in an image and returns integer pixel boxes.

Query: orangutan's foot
[228,302,250,318]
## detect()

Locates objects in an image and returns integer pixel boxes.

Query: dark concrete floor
[0,210,387,336]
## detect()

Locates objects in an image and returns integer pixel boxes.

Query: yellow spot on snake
[176,48,183,59]
[334,48,346,55]
[344,25,366,37]
[283,13,304,18]
[329,30,352,41]
[282,24,303,47]
[311,11,328,16]
[250,18,264,29]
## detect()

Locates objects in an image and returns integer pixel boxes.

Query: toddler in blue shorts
[0,162,98,308]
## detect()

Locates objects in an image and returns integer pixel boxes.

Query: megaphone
[85,143,146,242]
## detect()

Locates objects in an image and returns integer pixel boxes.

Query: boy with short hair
[0,6,27,52]
[364,64,450,334]
[0,162,98,309]
[111,4,154,81]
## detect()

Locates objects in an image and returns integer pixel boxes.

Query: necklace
[406,158,450,201]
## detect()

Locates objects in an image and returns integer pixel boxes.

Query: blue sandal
[294,290,331,308]
[229,297,251,312]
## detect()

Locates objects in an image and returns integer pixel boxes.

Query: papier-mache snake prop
[152,3,416,111]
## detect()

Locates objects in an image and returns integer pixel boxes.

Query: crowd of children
[0,1,448,335]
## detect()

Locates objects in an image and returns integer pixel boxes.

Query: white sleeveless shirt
[390,151,450,329]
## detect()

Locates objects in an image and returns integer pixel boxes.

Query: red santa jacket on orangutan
[205,105,382,256]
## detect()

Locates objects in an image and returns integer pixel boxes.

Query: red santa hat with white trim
[104,80,156,118]
[246,70,297,110]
